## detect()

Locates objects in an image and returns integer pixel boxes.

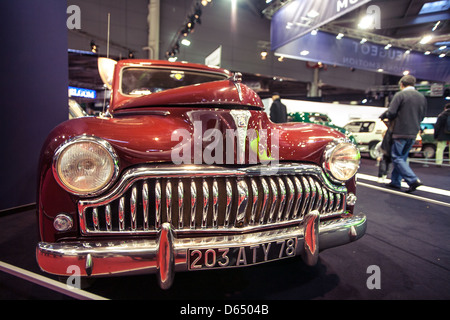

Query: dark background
[0,0,68,210]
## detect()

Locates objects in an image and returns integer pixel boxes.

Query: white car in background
[344,119,388,159]
[344,119,422,159]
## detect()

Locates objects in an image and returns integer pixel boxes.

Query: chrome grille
[78,164,347,235]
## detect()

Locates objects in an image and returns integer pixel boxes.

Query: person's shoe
[385,183,401,190]
[405,180,423,193]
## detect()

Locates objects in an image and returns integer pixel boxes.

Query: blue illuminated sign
[68,86,97,99]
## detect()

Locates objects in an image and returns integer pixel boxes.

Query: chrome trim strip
[131,186,137,231]
[190,180,197,229]
[236,179,249,224]
[250,178,258,225]
[166,181,172,224]
[155,180,161,229]
[267,178,278,223]
[276,177,286,222]
[143,182,149,231]
[225,179,232,227]
[202,180,209,229]
[118,197,125,231]
[105,204,112,231]
[92,208,99,231]
[292,177,302,219]
[259,177,269,224]
[178,180,184,229]
[284,177,295,221]
[212,179,219,229]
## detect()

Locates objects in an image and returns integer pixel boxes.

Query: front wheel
[369,141,380,160]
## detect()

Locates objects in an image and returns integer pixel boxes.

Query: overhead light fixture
[420,35,433,44]
[432,20,441,31]
[311,29,318,36]
[360,38,367,44]
[403,70,410,76]
[168,56,178,62]
[439,53,446,58]
[384,44,392,50]
[424,51,431,55]
[336,33,344,39]
[181,39,191,46]
[439,45,447,50]
[307,10,319,18]
[405,49,411,54]
[300,50,309,56]
[260,50,268,60]
[377,68,383,72]
[278,56,284,62]
[358,15,374,29]
[90,40,98,53]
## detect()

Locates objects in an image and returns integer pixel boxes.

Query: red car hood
[110,80,264,113]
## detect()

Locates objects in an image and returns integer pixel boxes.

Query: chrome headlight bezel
[52,135,119,197]
[323,139,360,183]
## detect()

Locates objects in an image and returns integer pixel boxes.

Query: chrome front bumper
[37,213,366,289]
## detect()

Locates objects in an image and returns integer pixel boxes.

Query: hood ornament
[230,110,251,164]
[231,72,243,102]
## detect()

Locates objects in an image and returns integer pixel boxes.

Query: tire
[422,144,436,159]
[368,141,380,160]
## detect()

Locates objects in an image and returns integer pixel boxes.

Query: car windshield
[121,67,228,96]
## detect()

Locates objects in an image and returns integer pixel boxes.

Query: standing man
[434,103,450,166]
[270,92,287,123]
[379,75,427,193]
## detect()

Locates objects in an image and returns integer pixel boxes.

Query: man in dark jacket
[379,75,427,193]
[434,103,450,166]
[270,93,287,123]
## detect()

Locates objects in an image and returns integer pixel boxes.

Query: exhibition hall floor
[1,157,449,301]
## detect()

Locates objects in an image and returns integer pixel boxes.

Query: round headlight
[53,136,119,196]
[323,141,360,181]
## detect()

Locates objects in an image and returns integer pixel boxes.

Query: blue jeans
[390,138,418,187]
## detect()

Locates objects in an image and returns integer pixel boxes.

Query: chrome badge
[230,110,251,164]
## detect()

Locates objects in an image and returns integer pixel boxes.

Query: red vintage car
[36,59,366,289]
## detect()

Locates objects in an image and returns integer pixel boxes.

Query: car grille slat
[80,165,347,235]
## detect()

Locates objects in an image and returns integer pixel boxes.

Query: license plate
[188,238,297,270]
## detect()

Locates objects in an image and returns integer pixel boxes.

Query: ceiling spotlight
[336,33,344,40]
[358,15,374,29]
[439,53,446,58]
[405,49,411,54]
[439,45,447,50]
[307,10,319,18]
[384,44,392,50]
[377,68,383,72]
[360,38,367,44]
[420,35,433,44]
[424,51,431,55]
[181,39,191,46]
[403,70,410,76]
[278,55,284,62]
[90,40,98,53]
[168,56,178,62]
[311,29,318,36]
[300,50,309,56]
[260,50,268,60]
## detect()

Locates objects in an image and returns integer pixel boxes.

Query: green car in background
[288,112,358,145]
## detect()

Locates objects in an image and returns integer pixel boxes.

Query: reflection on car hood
[111,80,263,112]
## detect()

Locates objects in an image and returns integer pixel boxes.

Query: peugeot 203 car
[36,59,366,289]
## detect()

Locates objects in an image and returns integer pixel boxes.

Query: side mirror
[98,57,117,90]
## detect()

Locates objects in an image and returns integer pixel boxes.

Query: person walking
[269,92,287,123]
[379,75,427,193]
[434,103,450,166]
